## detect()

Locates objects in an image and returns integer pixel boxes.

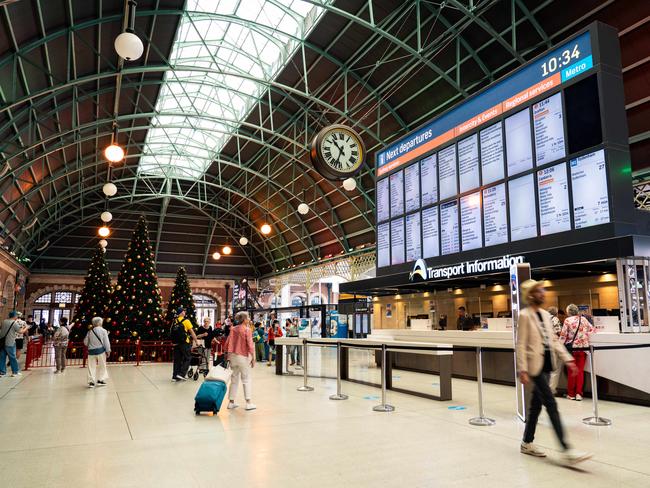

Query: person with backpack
[171,307,198,381]
[53,317,70,374]
[83,317,111,388]
[0,311,28,377]
[560,304,596,401]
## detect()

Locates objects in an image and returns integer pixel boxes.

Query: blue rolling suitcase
[194,380,227,415]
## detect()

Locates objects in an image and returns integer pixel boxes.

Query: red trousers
[567,350,587,397]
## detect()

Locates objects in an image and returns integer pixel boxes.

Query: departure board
[570,149,610,228]
[389,171,404,218]
[375,24,628,273]
[404,163,420,213]
[376,178,390,223]
[538,163,571,235]
[406,212,422,262]
[440,201,459,255]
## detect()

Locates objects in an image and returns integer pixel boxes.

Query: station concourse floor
[0,350,649,488]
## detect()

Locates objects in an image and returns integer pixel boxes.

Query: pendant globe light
[222,245,232,255]
[98,226,110,237]
[260,223,272,235]
[103,182,117,197]
[239,236,248,246]
[212,251,221,260]
[343,177,357,191]
[100,211,113,223]
[297,190,309,215]
[99,239,108,249]
[104,124,124,163]
[114,1,143,61]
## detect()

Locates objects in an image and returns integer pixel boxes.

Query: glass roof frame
[139,0,329,179]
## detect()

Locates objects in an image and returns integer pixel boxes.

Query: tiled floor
[0,348,649,488]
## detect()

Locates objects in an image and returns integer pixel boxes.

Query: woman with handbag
[224,311,256,411]
[83,317,111,388]
[560,304,595,401]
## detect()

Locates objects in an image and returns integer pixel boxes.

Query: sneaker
[562,449,593,465]
[54,370,60,374]
[227,402,239,410]
[520,442,547,457]
[88,382,95,388]
[11,372,21,377]
[267,362,271,367]
[245,403,257,411]
[567,395,576,400]
[171,378,178,382]
[174,375,187,381]
[576,394,583,401]
[97,381,107,387]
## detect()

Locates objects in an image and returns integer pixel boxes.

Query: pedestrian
[547,306,563,394]
[196,317,215,350]
[266,319,282,367]
[170,307,198,381]
[253,322,265,362]
[13,312,26,360]
[83,317,111,388]
[0,311,28,377]
[516,279,591,464]
[53,317,70,374]
[224,311,256,411]
[560,304,596,401]
[25,315,37,336]
[286,318,300,365]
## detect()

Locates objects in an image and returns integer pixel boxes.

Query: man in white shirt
[0,311,28,377]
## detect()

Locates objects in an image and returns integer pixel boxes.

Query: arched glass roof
[139,0,327,179]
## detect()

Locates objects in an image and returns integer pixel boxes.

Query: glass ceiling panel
[139,0,328,179]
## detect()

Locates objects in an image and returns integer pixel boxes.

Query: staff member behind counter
[456,306,475,331]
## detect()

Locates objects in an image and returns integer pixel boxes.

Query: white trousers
[229,354,252,401]
[87,352,108,384]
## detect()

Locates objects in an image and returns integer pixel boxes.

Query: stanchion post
[469,346,495,426]
[583,345,611,426]
[373,344,395,412]
[297,339,314,392]
[330,341,348,401]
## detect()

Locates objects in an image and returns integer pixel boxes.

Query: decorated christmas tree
[69,245,113,341]
[106,216,165,341]
[165,267,197,327]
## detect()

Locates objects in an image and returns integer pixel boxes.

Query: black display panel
[565,75,603,154]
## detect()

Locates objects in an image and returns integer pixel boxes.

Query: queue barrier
[291,339,650,426]
[24,338,174,370]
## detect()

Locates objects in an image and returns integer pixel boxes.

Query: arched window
[31,290,80,327]
[311,295,322,305]
[194,293,220,325]
[291,296,304,307]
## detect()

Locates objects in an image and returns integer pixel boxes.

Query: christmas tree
[106,216,165,341]
[165,267,197,327]
[69,245,113,341]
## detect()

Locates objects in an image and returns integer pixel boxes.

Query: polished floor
[0,349,649,488]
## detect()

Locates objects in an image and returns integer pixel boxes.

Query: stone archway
[192,288,226,321]
[26,285,84,312]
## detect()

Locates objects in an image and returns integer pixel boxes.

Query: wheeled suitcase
[194,380,227,414]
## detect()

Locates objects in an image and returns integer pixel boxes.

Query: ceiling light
[99,239,108,248]
[98,226,110,237]
[260,223,272,235]
[115,32,143,61]
[104,143,124,163]
[342,177,356,191]
[103,182,117,197]
[239,236,248,246]
[212,252,221,260]
[100,211,113,223]
[222,246,232,255]
[297,202,309,215]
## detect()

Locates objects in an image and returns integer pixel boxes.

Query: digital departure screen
[374,24,624,272]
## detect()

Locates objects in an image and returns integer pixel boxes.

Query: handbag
[564,318,582,354]
[205,361,232,383]
[0,321,17,349]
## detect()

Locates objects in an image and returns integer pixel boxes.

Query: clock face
[310,124,366,180]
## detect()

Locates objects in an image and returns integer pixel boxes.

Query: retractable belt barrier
[293,339,650,425]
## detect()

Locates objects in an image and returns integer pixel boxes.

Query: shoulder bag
[87,328,106,356]
[205,360,232,383]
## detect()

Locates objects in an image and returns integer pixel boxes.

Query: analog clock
[309,124,365,180]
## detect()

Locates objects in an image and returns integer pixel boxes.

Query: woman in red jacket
[265,319,283,367]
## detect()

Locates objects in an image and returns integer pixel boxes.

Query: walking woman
[560,304,596,401]
[83,317,111,388]
[224,311,256,411]
[516,280,591,464]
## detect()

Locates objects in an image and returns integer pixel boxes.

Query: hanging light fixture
[239,236,248,246]
[103,182,117,197]
[104,124,124,163]
[114,1,143,61]
[100,211,113,223]
[343,177,357,191]
[260,223,272,235]
[99,239,108,248]
[222,245,232,255]
[98,226,110,237]
[212,251,221,260]
[297,190,309,215]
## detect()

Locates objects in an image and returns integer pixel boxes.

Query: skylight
[138,0,326,179]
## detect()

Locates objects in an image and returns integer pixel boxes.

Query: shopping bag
[205,361,232,383]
